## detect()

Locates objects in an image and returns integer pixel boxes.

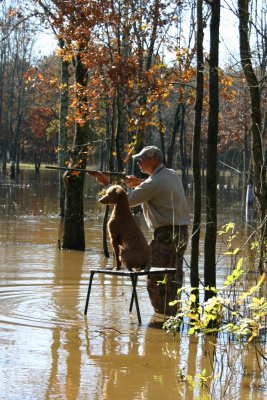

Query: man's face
[137,158,159,175]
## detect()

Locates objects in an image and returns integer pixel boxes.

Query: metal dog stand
[84,268,176,325]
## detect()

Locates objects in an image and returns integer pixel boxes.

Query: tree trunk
[238,0,267,272]
[34,144,43,174]
[204,0,220,301]
[132,0,160,172]
[109,96,117,172]
[102,205,110,258]
[166,103,182,169]
[58,39,70,217]
[62,53,88,251]
[179,104,187,188]
[62,172,86,250]
[115,87,126,172]
[157,103,166,165]
[10,83,25,179]
[0,42,6,172]
[190,0,204,305]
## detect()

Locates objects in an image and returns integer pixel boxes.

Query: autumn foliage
[0,0,266,170]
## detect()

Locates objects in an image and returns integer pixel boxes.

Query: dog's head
[99,185,127,205]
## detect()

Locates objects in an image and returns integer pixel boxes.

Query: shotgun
[45,165,128,180]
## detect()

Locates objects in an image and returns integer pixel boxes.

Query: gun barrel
[45,165,127,179]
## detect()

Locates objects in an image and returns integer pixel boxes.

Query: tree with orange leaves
[32,0,196,250]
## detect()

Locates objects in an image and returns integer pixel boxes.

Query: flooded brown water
[0,169,266,400]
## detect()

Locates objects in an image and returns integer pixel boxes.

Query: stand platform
[84,267,176,324]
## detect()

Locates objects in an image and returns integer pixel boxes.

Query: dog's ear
[115,185,126,196]
[115,186,123,195]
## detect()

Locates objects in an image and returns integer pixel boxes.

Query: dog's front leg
[111,241,122,270]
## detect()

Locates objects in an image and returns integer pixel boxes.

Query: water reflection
[0,169,266,400]
[45,250,84,400]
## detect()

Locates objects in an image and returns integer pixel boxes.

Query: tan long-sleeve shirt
[128,164,190,230]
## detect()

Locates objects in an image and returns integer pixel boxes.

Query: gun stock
[45,165,127,180]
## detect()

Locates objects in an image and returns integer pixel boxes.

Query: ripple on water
[0,285,86,330]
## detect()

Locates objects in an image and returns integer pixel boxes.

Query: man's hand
[124,175,144,188]
[87,171,109,186]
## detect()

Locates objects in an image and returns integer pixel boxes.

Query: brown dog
[99,185,151,271]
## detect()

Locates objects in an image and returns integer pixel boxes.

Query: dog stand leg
[84,271,95,315]
[129,274,142,325]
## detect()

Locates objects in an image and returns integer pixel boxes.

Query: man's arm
[124,175,145,188]
[89,171,157,207]
[89,172,145,188]
[87,171,110,186]
[127,178,159,207]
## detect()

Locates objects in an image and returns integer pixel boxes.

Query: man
[94,146,190,315]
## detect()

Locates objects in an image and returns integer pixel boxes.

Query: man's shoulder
[159,167,179,178]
